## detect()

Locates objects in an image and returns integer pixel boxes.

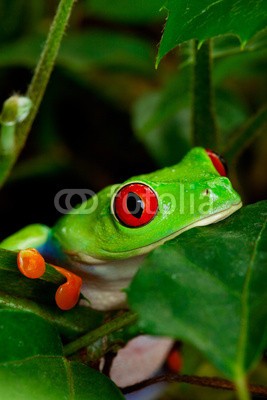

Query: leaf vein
[236,215,267,375]
[183,0,225,32]
[64,358,75,400]
[0,354,64,366]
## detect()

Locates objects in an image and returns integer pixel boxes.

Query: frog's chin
[73,200,242,264]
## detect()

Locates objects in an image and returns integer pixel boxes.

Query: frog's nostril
[202,188,210,196]
[202,188,218,202]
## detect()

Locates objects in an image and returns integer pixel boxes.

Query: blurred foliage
[84,0,165,24]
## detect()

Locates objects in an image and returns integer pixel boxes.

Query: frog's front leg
[0,224,82,310]
[0,224,50,251]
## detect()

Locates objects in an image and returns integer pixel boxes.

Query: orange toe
[53,265,82,311]
[17,248,46,279]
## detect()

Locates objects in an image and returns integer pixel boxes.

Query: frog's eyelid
[205,149,228,176]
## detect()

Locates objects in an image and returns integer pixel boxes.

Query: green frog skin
[0,147,242,310]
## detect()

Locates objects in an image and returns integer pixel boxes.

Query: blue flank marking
[36,235,64,263]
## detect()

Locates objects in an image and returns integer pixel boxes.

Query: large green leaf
[157,0,267,65]
[127,201,267,381]
[0,310,124,400]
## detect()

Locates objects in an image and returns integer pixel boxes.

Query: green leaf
[0,310,63,362]
[213,44,267,85]
[59,30,154,74]
[132,68,191,166]
[85,0,164,24]
[132,67,249,164]
[0,360,124,400]
[223,105,267,164]
[0,310,124,400]
[157,0,267,66]
[0,31,154,75]
[215,89,249,144]
[127,201,267,381]
[0,0,44,43]
[67,362,124,400]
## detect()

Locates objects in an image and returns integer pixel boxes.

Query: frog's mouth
[72,200,242,265]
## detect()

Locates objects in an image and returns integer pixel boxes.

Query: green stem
[63,311,138,356]
[191,39,218,149]
[0,0,76,188]
[1,125,15,154]
[235,374,251,400]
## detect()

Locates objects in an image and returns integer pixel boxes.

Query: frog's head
[52,147,242,263]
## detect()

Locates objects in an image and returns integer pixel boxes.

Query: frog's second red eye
[205,149,227,177]
[113,183,158,228]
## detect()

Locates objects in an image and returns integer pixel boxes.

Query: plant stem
[122,373,266,398]
[191,39,218,149]
[235,375,251,400]
[63,311,138,356]
[0,0,76,188]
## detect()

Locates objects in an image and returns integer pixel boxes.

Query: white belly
[70,255,145,310]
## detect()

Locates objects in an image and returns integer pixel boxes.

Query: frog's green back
[131,145,215,183]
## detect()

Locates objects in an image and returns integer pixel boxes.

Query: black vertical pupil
[127,192,144,219]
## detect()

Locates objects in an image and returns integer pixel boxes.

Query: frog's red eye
[205,149,227,177]
[113,183,158,228]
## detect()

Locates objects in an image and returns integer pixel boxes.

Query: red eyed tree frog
[0,147,242,311]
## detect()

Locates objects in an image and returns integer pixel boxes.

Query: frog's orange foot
[17,248,46,279]
[53,265,82,311]
[17,248,82,311]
